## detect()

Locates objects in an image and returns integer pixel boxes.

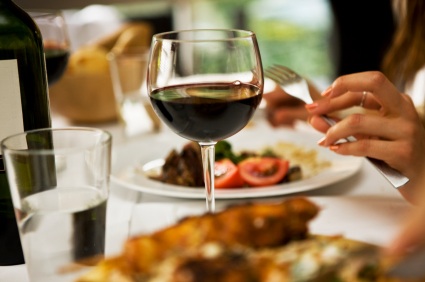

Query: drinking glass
[1,127,112,282]
[147,29,264,212]
[108,47,161,137]
[30,10,71,85]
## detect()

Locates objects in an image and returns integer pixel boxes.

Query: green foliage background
[191,0,335,85]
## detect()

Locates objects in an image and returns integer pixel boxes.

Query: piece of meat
[156,142,203,187]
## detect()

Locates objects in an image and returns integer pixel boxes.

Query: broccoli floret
[215,140,240,164]
[261,147,279,158]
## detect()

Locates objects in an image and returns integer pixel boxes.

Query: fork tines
[265,65,298,83]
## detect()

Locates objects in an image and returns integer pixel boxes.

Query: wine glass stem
[199,142,216,213]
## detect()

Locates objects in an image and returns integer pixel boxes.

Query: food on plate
[149,140,330,188]
[237,157,290,187]
[153,142,204,187]
[76,198,411,282]
[214,158,245,188]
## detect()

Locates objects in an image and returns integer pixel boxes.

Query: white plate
[111,124,363,199]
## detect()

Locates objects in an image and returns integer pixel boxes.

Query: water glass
[108,47,161,137]
[1,127,112,282]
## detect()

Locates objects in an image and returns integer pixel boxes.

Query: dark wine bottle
[0,0,51,265]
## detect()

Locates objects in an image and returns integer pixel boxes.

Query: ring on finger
[359,91,367,107]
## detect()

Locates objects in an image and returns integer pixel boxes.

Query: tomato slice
[214,158,245,189]
[238,157,289,187]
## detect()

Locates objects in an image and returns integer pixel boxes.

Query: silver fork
[264,64,409,189]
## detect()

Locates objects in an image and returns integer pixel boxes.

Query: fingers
[312,94,422,150]
[306,71,406,119]
[308,114,338,134]
[305,72,421,165]
[313,112,421,173]
[322,71,403,114]
[326,139,402,170]
[320,113,402,146]
[263,85,304,111]
[267,106,308,127]
[305,91,382,120]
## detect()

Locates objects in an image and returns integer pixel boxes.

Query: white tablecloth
[0,114,411,282]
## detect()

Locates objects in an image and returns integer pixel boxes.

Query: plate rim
[111,126,363,199]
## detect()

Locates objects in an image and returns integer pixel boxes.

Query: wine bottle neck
[0,0,13,5]
[0,0,17,10]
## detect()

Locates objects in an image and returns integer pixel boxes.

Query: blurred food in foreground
[76,197,412,282]
[49,22,152,124]
[77,197,318,281]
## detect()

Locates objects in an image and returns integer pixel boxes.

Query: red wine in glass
[150,82,262,142]
[29,10,70,86]
[44,42,70,85]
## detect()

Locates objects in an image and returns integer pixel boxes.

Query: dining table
[0,110,412,282]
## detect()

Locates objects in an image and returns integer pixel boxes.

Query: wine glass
[147,29,264,212]
[30,10,70,85]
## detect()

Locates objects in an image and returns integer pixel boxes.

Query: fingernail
[321,87,332,97]
[317,136,326,146]
[329,144,339,151]
[305,102,318,111]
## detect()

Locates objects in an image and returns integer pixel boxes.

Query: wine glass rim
[153,29,256,42]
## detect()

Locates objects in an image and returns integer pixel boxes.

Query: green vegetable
[261,148,279,158]
[215,140,241,164]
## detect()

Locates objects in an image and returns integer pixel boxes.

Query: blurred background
[14,0,395,125]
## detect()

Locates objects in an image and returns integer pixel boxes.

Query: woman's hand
[306,71,425,203]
